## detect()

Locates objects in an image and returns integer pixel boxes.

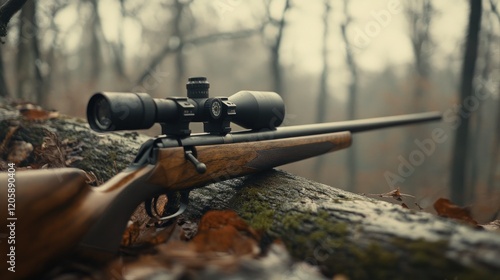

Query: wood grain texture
[0,165,157,279]
[0,168,92,279]
[147,131,352,190]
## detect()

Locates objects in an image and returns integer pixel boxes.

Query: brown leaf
[17,104,59,121]
[192,210,260,256]
[121,221,141,247]
[0,126,18,156]
[401,203,409,209]
[433,198,479,227]
[119,197,178,248]
[121,218,176,248]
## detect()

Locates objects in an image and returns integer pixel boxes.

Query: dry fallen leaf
[192,210,260,256]
[433,198,479,227]
[0,126,18,156]
[79,210,322,280]
[365,187,415,201]
[17,103,59,120]
[121,221,141,247]
[146,210,261,273]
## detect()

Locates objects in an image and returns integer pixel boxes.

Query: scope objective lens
[94,97,112,130]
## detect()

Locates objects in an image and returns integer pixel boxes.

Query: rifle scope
[87,77,285,136]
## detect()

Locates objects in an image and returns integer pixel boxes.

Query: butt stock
[0,131,352,278]
[0,165,163,279]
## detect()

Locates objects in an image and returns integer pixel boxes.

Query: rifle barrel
[271,111,442,138]
[158,111,442,148]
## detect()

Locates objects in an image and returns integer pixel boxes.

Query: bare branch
[0,0,29,37]
[136,29,260,86]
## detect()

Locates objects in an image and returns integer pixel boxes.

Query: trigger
[145,191,190,228]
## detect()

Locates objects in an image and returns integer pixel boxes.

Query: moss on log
[184,171,500,279]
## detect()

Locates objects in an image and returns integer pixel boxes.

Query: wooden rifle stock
[0,131,351,279]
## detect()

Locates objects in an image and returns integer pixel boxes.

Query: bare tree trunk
[340,0,358,191]
[313,0,331,178]
[487,0,500,194]
[404,0,433,192]
[408,0,432,112]
[0,47,9,97]
[450,0,482,205]
[268,0,290,97]
[16,0,43,104]
[110,0,126,79]
[468,17,493,200]
[88,0,103,82]
[467,109,481,201]
[172,0,186,93]
[487,89,500,193]
[42,3,67,104]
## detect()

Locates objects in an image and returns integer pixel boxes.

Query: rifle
[0,77,441,278]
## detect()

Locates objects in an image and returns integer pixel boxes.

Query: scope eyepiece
[87,77,286,136]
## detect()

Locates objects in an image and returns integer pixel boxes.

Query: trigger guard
[145,191,190,225]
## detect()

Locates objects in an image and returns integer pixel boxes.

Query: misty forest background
[0,0,499,221]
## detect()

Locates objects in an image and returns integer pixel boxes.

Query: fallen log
[186,171,500,279]
[1,102,499,279]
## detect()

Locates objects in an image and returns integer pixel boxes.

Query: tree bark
[1,102,499,279]
[450,0,482,205]
[185,170,500,279]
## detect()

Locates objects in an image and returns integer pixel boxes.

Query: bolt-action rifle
[0,77,441,278]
